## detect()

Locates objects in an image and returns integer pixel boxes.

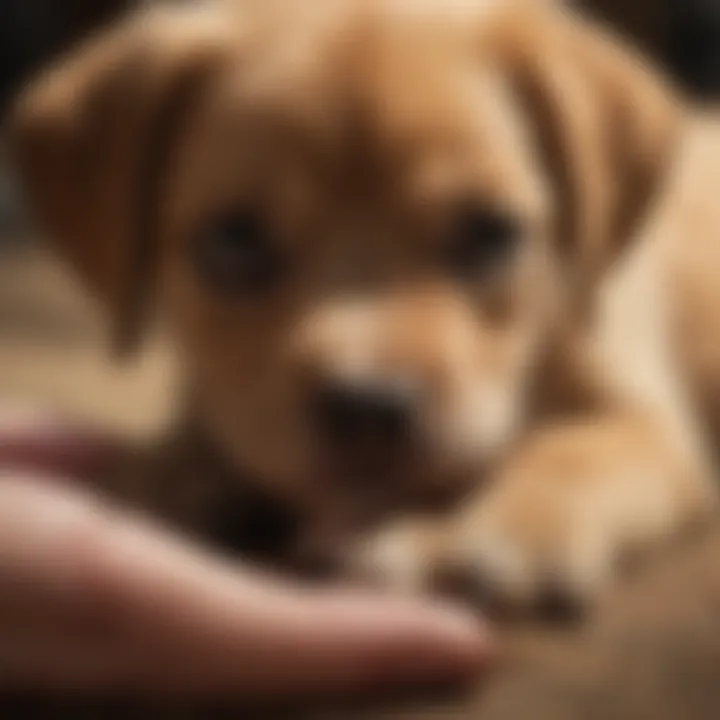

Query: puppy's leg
[352,413,716,612]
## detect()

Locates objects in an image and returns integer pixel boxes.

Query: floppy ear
[492,4,682,298]
[10,5,235,355]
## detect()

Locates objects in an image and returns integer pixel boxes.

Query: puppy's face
[161,9,553,509]
[12,0,678,514]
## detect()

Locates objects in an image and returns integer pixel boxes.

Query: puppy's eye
[195,213,282,293]
[445,206,520,280]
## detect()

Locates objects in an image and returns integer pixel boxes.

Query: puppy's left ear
[10,6,235,355]
[492,4,682,291]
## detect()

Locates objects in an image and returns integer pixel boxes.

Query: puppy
[9,0,720,613]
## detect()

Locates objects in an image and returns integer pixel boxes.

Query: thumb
[95,505,492,697]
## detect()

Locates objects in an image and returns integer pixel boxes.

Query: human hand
[0,409,490,699]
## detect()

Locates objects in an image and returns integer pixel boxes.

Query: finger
[70,493,491,696]
[0,407,122,482]
[0,476,490,697]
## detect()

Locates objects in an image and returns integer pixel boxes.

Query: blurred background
[0,0,174,434]
[1,0,720,433]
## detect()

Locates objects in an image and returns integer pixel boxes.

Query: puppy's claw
[430,551,595,622]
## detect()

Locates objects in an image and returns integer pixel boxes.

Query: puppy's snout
[313,379,419,452]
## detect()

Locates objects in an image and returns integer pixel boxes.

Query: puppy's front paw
[438,480,617,617]
[349,423,712,618]
[431,424,713,616]
[348,489,618,616]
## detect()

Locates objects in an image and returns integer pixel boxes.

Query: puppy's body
[9,0,720,636]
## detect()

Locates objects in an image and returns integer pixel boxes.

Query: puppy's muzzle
[312,377,421,478]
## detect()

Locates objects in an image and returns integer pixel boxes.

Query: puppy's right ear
[9,6,236,355]
[488,3,681,303]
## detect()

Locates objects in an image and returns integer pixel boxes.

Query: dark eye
[195,213,283,293]
[445,205,520,280]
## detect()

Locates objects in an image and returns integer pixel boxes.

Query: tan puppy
[9,0,720,612]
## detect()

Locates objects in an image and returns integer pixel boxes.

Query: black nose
[313,379,418,451]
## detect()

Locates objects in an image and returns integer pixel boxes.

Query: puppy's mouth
[322,445,420,501]
[315,437,478,516]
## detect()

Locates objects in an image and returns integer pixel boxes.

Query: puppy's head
[11,0,680,515]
